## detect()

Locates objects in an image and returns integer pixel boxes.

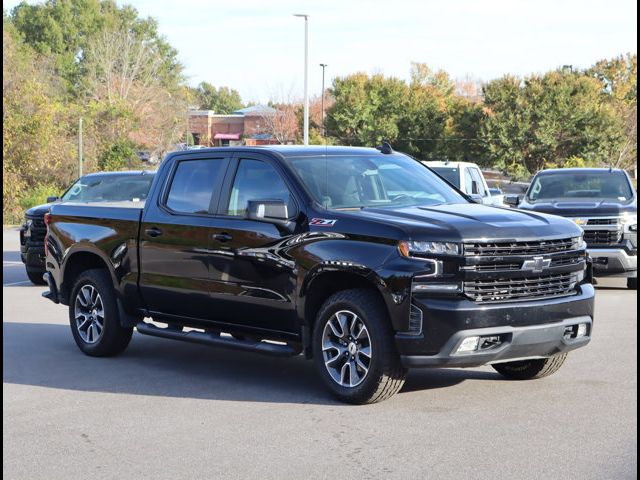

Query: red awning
[213,133,241,140]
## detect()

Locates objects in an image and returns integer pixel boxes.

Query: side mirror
[246,200,293,230]
[504,195,521,207]
[46,196,59,203]
[468,193,484,203]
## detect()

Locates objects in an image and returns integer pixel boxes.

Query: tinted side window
[227,159,295,216]
[166,159,225,214]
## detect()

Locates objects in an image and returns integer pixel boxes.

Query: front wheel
[492,353,568,380]
[69,269,133,357]
[312,289,407,404]
[26,268,47,285]
[627,278,637,290]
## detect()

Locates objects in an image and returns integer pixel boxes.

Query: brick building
[188,105,294,147]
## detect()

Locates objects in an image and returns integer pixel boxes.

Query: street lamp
[319,63,327,137]
[294,14,310,145]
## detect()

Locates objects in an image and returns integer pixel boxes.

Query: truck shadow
[3,322,501,405]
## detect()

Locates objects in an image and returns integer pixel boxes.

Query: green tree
[10,0,181,94]
[195,82,244,113]
[481,71,622,178]
[327,73,408,145]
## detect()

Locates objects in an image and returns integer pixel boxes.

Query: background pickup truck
[43,146,595,404]
[512,168,637,290]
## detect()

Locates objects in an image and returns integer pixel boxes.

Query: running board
[135,322,300,357]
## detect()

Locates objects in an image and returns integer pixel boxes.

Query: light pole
[294,14,310,145]
[319,63,327,137]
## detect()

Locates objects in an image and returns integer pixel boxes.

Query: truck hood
[25,202,58,218]
[341,203,583,242]
[520,199,637,217]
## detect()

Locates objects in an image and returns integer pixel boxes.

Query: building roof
[233,105,276,115]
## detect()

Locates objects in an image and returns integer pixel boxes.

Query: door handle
[145,227,163,238]
[212,232,233,242]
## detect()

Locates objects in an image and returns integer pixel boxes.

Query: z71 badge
[310,218,337,227]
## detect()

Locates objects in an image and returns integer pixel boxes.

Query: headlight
[571,235,585,250]
[572,218,589,226]
[621,212,637,231]
[398,240,462,258]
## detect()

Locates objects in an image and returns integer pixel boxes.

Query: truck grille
[464,272,579,303]
[26,216,47,243]
[587,218,619,226]
[465,254,584,272]
[463,238,575,257]
[583,230,622,246]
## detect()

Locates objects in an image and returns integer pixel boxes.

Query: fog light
[457,336,480,353]
[576,323,588,338]
[412,282,461,293]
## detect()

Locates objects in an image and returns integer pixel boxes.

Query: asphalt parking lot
[3,228,637,479]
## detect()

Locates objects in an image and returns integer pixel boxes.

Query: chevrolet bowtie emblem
[522,256,552,273]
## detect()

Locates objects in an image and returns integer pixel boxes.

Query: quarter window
[166,159,225,214]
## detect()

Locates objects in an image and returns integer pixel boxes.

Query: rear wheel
[69,269,133,357]
[26,268,47,285]
[492,353,568,380]
[627,278,637,290]
[313,289,407,404]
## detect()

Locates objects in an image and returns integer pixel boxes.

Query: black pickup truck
[511,168,637,289]
[42,146,594,404]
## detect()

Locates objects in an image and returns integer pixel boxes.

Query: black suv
[20,170,155,284]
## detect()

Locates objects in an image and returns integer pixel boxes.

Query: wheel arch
[300,266,392,357]
[60,246,117,305]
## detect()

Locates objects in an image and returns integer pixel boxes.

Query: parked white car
[424,161,499,206]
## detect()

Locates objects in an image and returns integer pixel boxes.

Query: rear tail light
[44,212,52,256]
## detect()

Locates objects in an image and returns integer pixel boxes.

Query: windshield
[527,171,634,202]
[62,174,155,202]
[287,154,467,209]
[430,167,460,188]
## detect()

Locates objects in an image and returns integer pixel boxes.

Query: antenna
[376,141,394,154]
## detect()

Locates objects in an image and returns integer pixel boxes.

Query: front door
[208,155,301,334]
[139,155,229,320]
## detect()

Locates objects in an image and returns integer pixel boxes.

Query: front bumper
[588,247,637,277]
[20,243,46,270]
[396,284,595,368]
[19,226,46,270]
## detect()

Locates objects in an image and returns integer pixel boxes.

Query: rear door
[207,153,301,333]
[139,154,230,320]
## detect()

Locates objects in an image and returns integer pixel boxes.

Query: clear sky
[4,0,637,103]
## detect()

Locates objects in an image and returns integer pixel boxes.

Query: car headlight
[572,218,589,226]
[621,212,637,232]
[571,235,585,250]
[398,240,462,257]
